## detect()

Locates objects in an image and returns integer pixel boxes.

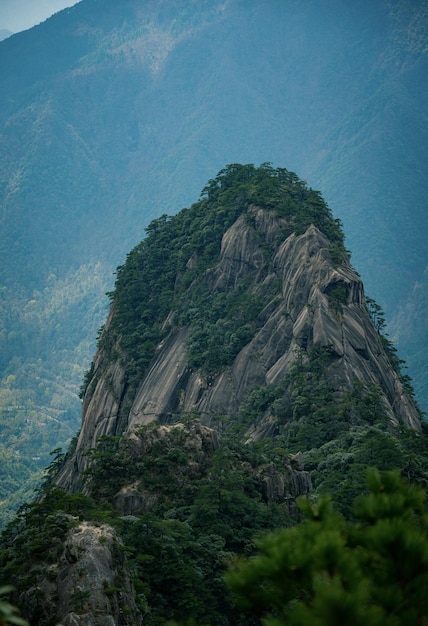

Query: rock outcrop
[20,521,142,626]
[110,420,311,517]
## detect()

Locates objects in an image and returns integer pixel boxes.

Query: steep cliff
[56,166,421,491]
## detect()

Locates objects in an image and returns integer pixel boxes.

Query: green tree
[226,469,428,625]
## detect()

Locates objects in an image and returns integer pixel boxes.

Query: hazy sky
[0,0,81,34]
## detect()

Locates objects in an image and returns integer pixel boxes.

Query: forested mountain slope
[1,164,426,626]
[0,0,427,525]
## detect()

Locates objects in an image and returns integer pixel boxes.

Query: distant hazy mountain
[0,0,80,33]
[0,0,427,525]
[0,29,12,40]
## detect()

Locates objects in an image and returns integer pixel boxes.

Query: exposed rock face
[59,522,142,626]
[21,521,142,626]
[56,205,421,490]
[112,420,221,516]
[256,448,312,505]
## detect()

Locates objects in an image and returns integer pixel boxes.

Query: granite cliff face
[56,201,421,491]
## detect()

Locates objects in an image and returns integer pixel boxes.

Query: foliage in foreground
[0,587,28,626]
[226,469,428,626]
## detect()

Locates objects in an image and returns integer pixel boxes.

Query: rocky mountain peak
[3,165,425,626]
[56,165,421,491]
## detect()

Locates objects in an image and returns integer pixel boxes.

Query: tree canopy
[226,469,428,626]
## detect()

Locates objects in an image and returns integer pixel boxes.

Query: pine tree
[226,469,428,625]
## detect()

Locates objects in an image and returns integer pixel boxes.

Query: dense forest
[2,429,428,625]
